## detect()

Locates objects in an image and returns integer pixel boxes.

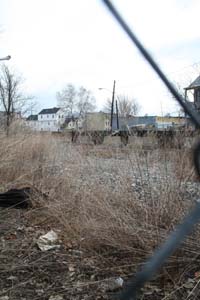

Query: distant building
[112,115,155,131]
[155,116,186,129]
[112,115,187,131]
[38,107,65,132]
[26,107,67,132]
[26,114,38,131]
[26,107,86,132]
[63,116,83,131]
[83,112,110,131]
[185,75,200,112]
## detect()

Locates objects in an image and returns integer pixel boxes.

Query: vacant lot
[1,132,200,299]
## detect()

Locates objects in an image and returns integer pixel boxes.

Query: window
[41,115,43,119]
[47,115,49,118]
[52,115,54,118]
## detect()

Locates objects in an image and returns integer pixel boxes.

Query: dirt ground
[0,205,175,300]
[1,205,200,300]
[0,206,131,300]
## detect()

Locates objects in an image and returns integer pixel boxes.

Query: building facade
[83,112,110,131]
[26,114,39,131]
[27,107,67,132]
[38,107,65,132]
[185,75,200,113]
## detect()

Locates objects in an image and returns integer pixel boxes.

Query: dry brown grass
[1,131,200,291]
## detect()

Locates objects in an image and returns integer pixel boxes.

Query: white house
[37,107,66,132]
[26,107,66,132]
[26,114,39,131]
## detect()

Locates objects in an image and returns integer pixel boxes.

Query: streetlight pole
[0,55,11,61]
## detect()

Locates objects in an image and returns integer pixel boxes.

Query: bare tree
[103,98,112,114]
[103,95,140,116]
[57,84,77,116]
[0,64,34,134]
[77,86,96,117]
[57,84,96,117]
[117,95,140,117]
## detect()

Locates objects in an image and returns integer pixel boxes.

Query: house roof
[39,107,60,115]
[27,114,38,121]
[186,75,200,90]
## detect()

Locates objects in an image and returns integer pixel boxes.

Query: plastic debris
[103,277,124,292]
[37,230,60,251]
[68,264,75,272]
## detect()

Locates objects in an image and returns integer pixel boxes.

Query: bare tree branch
[57,84,96,117]
[77,86,96,117]
[0,64,34,134]
[103,95,141,116]
[57,84,77,116]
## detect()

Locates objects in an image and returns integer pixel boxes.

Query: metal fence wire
[101,1,200,299]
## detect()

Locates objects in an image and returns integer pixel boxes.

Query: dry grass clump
[0,132,69,190]
[0,131,200,283]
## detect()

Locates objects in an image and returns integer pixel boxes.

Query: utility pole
[116,99,119,130]
[110,80,115,132]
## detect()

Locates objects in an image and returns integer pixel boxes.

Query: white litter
[37,230,60,251]
[49,295,63,300]
[103,277,124,292]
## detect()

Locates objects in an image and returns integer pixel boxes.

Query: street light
[98,87,112,93]
[0,55,11,61]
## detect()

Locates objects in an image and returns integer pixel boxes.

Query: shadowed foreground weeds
[0,132,200,299]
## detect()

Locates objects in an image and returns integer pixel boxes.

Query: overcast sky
[1,0,200,116]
